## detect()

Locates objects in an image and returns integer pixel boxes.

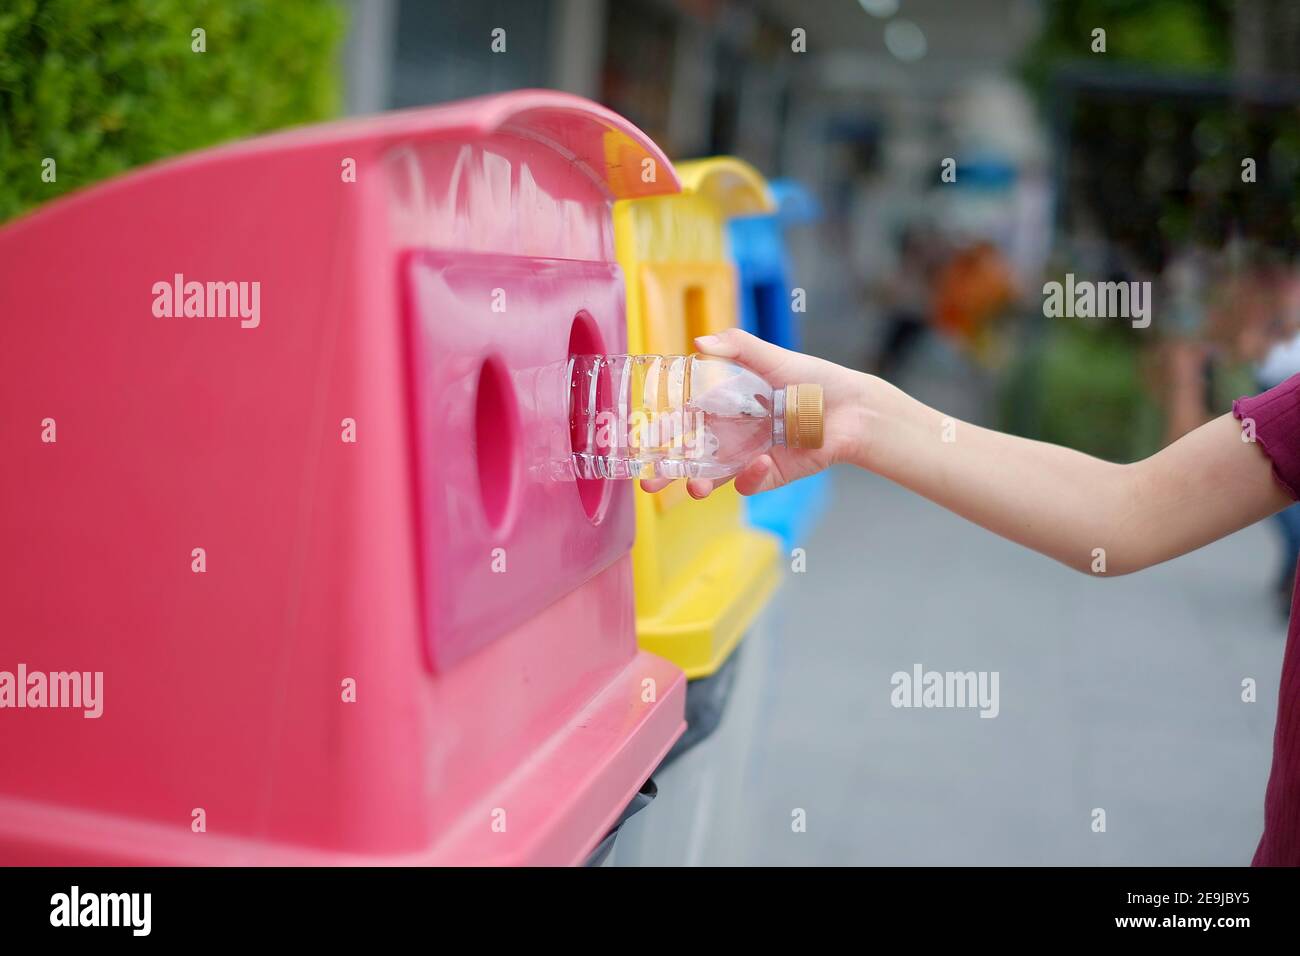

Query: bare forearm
[855,376,1290,575]
[686,329,1290,566]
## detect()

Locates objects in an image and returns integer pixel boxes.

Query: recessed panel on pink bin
[404,252,632,670]
[0,90,686,866]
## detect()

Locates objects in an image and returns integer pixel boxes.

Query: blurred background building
[342,0,1300,458]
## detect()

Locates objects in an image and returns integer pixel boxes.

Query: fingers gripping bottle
[567,354,823,480]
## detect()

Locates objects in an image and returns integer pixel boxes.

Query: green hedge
[1030,322,1154,463]
[999,318,1257,463]
[1022,0,1232,93]
[0,0,346,222]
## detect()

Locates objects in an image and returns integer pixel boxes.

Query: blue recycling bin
[727,179,830,552]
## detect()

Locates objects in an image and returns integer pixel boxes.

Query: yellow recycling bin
[613,157,781,679]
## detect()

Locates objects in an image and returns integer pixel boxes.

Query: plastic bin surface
[725,177,831,551]
[728,179,820,349]
[613,156,781,679]
[0,90,686,865]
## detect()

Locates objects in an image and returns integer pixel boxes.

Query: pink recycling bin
[0,90,687,865]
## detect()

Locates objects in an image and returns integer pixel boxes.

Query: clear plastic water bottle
[567,354,823,480]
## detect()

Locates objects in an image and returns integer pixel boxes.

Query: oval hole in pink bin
[568,311,611,523]
[474,356,519,533]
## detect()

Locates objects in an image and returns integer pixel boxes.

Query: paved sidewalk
[739,463,1286,864]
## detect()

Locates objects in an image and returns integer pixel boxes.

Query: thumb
[694,327,793,381]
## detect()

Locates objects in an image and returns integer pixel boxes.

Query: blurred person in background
[871,222,944,381]
[1158,243,1216,445]
[1258,331,1300,618]
[1164,247,1300,620]
[1249,261,1300,619]
[931,237,1018,367]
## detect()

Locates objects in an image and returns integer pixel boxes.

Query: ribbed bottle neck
[772,386,787,447]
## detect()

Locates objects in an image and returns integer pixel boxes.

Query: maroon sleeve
[1234,373,1300,501]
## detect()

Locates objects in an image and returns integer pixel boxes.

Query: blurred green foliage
[1024,0,1233,90]
[1001,317,1256,462]
[1009,1,1255,459]
[1035,323,1154,462]
[1002,320,1150,463]
[0,0,346,222]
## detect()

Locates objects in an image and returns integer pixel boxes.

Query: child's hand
[640,328,869,499]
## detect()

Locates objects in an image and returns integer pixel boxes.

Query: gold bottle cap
[784,384,824,450]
